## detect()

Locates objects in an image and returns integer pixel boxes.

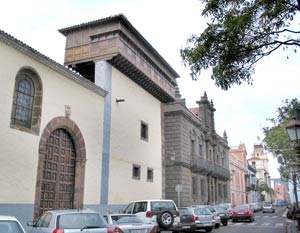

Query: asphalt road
[212,206,293,233]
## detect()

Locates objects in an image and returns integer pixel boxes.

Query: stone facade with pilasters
[163,92,231,207]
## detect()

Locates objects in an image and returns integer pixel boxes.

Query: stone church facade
[163,92,231,206]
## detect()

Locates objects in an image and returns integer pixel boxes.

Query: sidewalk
[287,221,298,233]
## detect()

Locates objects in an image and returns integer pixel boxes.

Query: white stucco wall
[109,67,162,204]
[0,42,104,205]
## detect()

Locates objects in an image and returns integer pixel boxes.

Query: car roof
[130,199,175,202]
[0,216,19,221]
[105,214,137,216]
[45,209,98,214]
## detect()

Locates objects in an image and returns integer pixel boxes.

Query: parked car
[287,203,300,220]
[212,205,230,226]
[253,202,262,212]
[122,199,180,230]
[27,209,110,233]
[0,215,26,233]
[262,202,275,213]
[178,207,196,232]
[220,203,234,218]
[190,206,214,232]
[204,206,221,228]
[248,203,256,212]
[231,204,254,222]
[287,203,296,219]
[103,213,156,233]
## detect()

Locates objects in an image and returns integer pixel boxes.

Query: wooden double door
[39,128,76,215]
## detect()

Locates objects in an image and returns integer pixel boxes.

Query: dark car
[287,203,300,220]
[213,205,230,226]
[232,204,254,222]
[178,207,196,232]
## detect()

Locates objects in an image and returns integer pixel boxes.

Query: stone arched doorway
[34,117,86,219]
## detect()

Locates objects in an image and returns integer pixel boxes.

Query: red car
[231,205,254,222]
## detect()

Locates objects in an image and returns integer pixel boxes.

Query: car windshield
[111,215,143,224]
[0,220,24,233]
[214,206,225,213]
[58,213,107,229]
[194,207,211,215]
[234,205,248,211]
[264,203,272,207]
[151,201,176,213]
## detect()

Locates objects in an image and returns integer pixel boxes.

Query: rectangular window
[223,184,228,199]
[190,140,195,156]
[192,177,197,196]
[140,121,148,141]
[132,164,141,180]
[147,168,153,182]
[218,183,222,197]
[201,179,206,196]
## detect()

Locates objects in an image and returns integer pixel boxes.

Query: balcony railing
[191,156,230,181]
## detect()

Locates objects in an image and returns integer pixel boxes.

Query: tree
[256,178,274,201]
[180,0,300,90]
[262,98,300,180]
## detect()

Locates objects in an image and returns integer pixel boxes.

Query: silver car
[27,209,109,233]
[103,214,156,233]
[191,206,214,232]
[0,215,26,233]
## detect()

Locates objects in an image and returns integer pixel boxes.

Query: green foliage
[262,98,300,180]
[256,178,274,196]
[181,0,300,90]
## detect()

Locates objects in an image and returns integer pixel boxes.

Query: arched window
[12,74,34,128]
[11,68,43,134]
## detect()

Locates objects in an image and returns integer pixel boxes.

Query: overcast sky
[2,0,299,178]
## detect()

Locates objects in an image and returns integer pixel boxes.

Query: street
[213,207,292,233]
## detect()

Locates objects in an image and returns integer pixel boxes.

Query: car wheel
[222,221,228,226]
[215,223,220,228]
[232,219,236,223]
[156,210,174,229]
[205,227,213,232]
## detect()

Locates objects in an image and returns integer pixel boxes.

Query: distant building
[247,143,271,202]
[271,178,290,203]
[229,144,248,205]
[163,92,231,206]
[247,163,259,203]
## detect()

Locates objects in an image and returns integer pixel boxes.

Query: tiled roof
[0,29,107,97]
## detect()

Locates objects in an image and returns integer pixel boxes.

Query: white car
[0,215,26,233]
[262,203,275,213]
[103,214,156,233]
[123,199,180,230]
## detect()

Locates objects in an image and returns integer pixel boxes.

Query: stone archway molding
[34,116,86,219]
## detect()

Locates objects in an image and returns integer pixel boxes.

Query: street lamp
[286,117,300,143]
[285,109,300,226]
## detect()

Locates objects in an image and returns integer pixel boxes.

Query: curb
[287,222,298,233]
